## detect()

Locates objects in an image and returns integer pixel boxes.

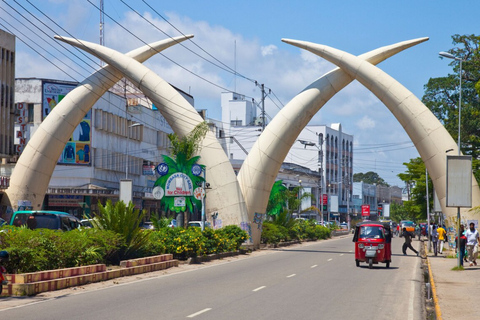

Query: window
[231,120,242,126]
[28,104,34,123]
[359,226,384,239]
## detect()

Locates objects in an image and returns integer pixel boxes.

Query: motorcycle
[0,250,8,295]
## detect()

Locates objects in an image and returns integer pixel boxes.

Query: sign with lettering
[165,172,193,197]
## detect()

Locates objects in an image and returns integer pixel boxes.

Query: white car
[188,221,211,229]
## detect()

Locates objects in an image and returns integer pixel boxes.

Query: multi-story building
[0,29,15,191]
[9,78,176,220]
[352,181,377,219]
[220,92,354,222]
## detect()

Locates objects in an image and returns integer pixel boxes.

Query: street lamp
[297,138,324,223]
[439,50,465,269]
[439,51,465,157]
[126,123,142,179]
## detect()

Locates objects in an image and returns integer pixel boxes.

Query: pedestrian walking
[402,227,419,256]
[431,225,439,256]
[465,222,480,267]
[455,225,467,267]
[437,224,446,254]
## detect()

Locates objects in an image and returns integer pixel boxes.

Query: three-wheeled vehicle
[353,221,392,269]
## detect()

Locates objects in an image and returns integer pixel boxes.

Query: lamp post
[297,138,324,223]
[439,51,465,268]
[126,123,142,179]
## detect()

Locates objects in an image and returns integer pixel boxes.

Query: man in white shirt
[465,222,480,266]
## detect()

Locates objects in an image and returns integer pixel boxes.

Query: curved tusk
[5,35,193,210]
[238,37,429,227]
[282,39,480,220]
[55,36,250,233]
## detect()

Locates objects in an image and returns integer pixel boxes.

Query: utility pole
[255,81,268,130]
[99,0,105,65]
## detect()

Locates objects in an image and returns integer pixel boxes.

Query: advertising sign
[15,103,28,153]
[361,204,370,217]
[165,172,194,196]
[446,155,472,207]
[43,81,91,166]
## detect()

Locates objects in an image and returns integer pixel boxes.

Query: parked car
[188,221,211,229]
[340,222,348,230]
[80,219,95,228]
[399,220,415,237]
[141,221,155,230]
[168,219,177,228]
[10,210,81,231]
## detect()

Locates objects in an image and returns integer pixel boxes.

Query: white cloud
[356,115,376,130]
[260,44,277,57]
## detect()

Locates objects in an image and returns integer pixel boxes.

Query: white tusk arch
[238,38,429,244]
[4,35,194,211]
[282,38,480,221]
[55,36,250,232]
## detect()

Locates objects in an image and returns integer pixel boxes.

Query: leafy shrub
[0,226,122,273]
[92,200,151,259]
[261,222,285,244]
[217,225,248,250]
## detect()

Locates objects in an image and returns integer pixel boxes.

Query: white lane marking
[349,250,353,252]
[287,274,296,278]
[253,286,266,292]
[340,254,344,256]
[187,308,212,318]
[328,258,333,261]
[311,265,318,268]
[408,253,419,320]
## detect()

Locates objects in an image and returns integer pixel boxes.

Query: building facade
[220,92,354,223]
[0,29,15,191]
[5,78,175,221]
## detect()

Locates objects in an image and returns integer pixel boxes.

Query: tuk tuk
[353,221,392,268]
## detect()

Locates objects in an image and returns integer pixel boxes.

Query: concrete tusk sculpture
[282,38,480,220]
[238,38,429,240]
[54,36,250,231]
[3,35,194,211]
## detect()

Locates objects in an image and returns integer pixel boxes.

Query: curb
[425,243,442,320]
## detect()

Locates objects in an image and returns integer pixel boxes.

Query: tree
[396,157,433,222]
[422,34,480,181]
[353,171,389,186]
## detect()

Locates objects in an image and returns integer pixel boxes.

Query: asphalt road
[0,235,424,320]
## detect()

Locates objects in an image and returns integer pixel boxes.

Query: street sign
[194,187,205,200]
[361,205,370,217]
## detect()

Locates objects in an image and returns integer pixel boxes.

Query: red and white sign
[193,187,205,200]
[15,103,28,154]
[165,172,193,197]
[322,194,328,205]
[361,205,370,217]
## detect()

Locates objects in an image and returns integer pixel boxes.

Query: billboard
[361,204,370,217]
[446,155,472,207]
[43,81,91,166]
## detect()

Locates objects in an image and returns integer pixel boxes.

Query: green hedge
[0,224,248,273]
[261,220,331,245]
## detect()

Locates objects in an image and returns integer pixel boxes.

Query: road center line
[253,286,266,292]
[287,274,296,278]
[187,308,212,318]
[328,258,333,261]
[311,265,318,268]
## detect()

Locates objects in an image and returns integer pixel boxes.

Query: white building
[220,92,354,222]
[11,78,175,219]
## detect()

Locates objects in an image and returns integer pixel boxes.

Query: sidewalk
[426,245,480,319]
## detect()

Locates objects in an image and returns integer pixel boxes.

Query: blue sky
[1,0,478,186]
